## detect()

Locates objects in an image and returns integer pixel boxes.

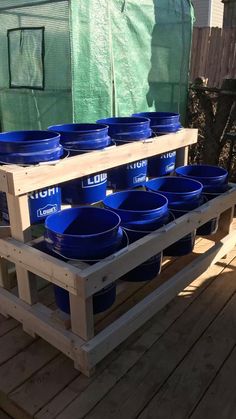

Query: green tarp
[0,0,194,130]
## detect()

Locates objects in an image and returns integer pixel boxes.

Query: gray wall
[192,0,210,27]
[192,0,223,27]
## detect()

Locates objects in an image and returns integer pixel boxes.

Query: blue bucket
[0,130,62,224]
[1,185,61,225]
[34,236,126,314]
[132,112,181,177]
[175,165,228,186]
[48,123,112,204]
[148,151,177,177]
[196,184,231,236]
[146,176,203,204]
[121,228,163,282]
[108,160,148,190]
[61,171,108,205]
[45,206,122,260]
[97,117,151,189]
[132,112,180,127]
[28,186,61,224]
[103,190,168,281]
[103,190,168,222]
[164,230,196,257]
[96,117,152,141]
[44,206,125,314]
[53,282,117,315]
[48,123,111,150]
[0,130,62,164]
[175,165,228,237]
[151,124,181,134]
[163,200,200,257]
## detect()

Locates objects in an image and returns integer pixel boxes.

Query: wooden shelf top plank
[0,129,198,195]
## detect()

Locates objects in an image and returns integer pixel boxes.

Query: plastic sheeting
[70,0,194,122]
[0,0,194,130]
[0,0,72,131]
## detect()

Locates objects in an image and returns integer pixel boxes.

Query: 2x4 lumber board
[0,129,198,195]
[0,238,82,296]
[0,259,12,290]
[69,294,94,341]
[175,146,189,167]
[0,189,235,299]
[82,188,236,296]
[94,239,214,332]
[83,231,236,368]
[0,288,86,370]
[6,194,37,306]
[0,219,12,290]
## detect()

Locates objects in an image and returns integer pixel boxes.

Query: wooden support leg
[220,206,234,235]
[69,293,94,341]
[219,206,235,259]
[6,194,38,305]
[0,258,12,290]
[176,146,189,167]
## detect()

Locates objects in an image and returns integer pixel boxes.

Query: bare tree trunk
[200,79,236,165]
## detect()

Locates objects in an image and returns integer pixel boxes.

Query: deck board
[137,267,236,418]
[69,252,236,419]
[0,246,235,419]
[190,344,236,419]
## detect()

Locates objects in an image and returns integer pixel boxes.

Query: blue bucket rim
[96,117,151,125]
[47,123,109,132]
[45,206,121,238]
[103,190,168,213]
[0,130,60,144]
[0,148,69,167]
[175,164,228,179]
[146,176,203,194]
[132,112,180,118]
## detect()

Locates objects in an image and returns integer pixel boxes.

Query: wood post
[6,194,38,305]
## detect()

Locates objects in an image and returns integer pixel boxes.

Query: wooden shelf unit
[0,128,235,376]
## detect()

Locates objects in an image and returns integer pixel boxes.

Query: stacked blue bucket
[0,130,62,224]
[175,165,229,235]
[103,189,168,281]
[133,112,181,177]
[48,124,112,204]
[96,117,151,189]
[146,176,203,256]
[44,206,127,313]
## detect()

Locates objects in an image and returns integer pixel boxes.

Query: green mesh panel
[0,0,72,131]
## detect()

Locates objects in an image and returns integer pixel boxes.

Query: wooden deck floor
[1,242,236,419]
